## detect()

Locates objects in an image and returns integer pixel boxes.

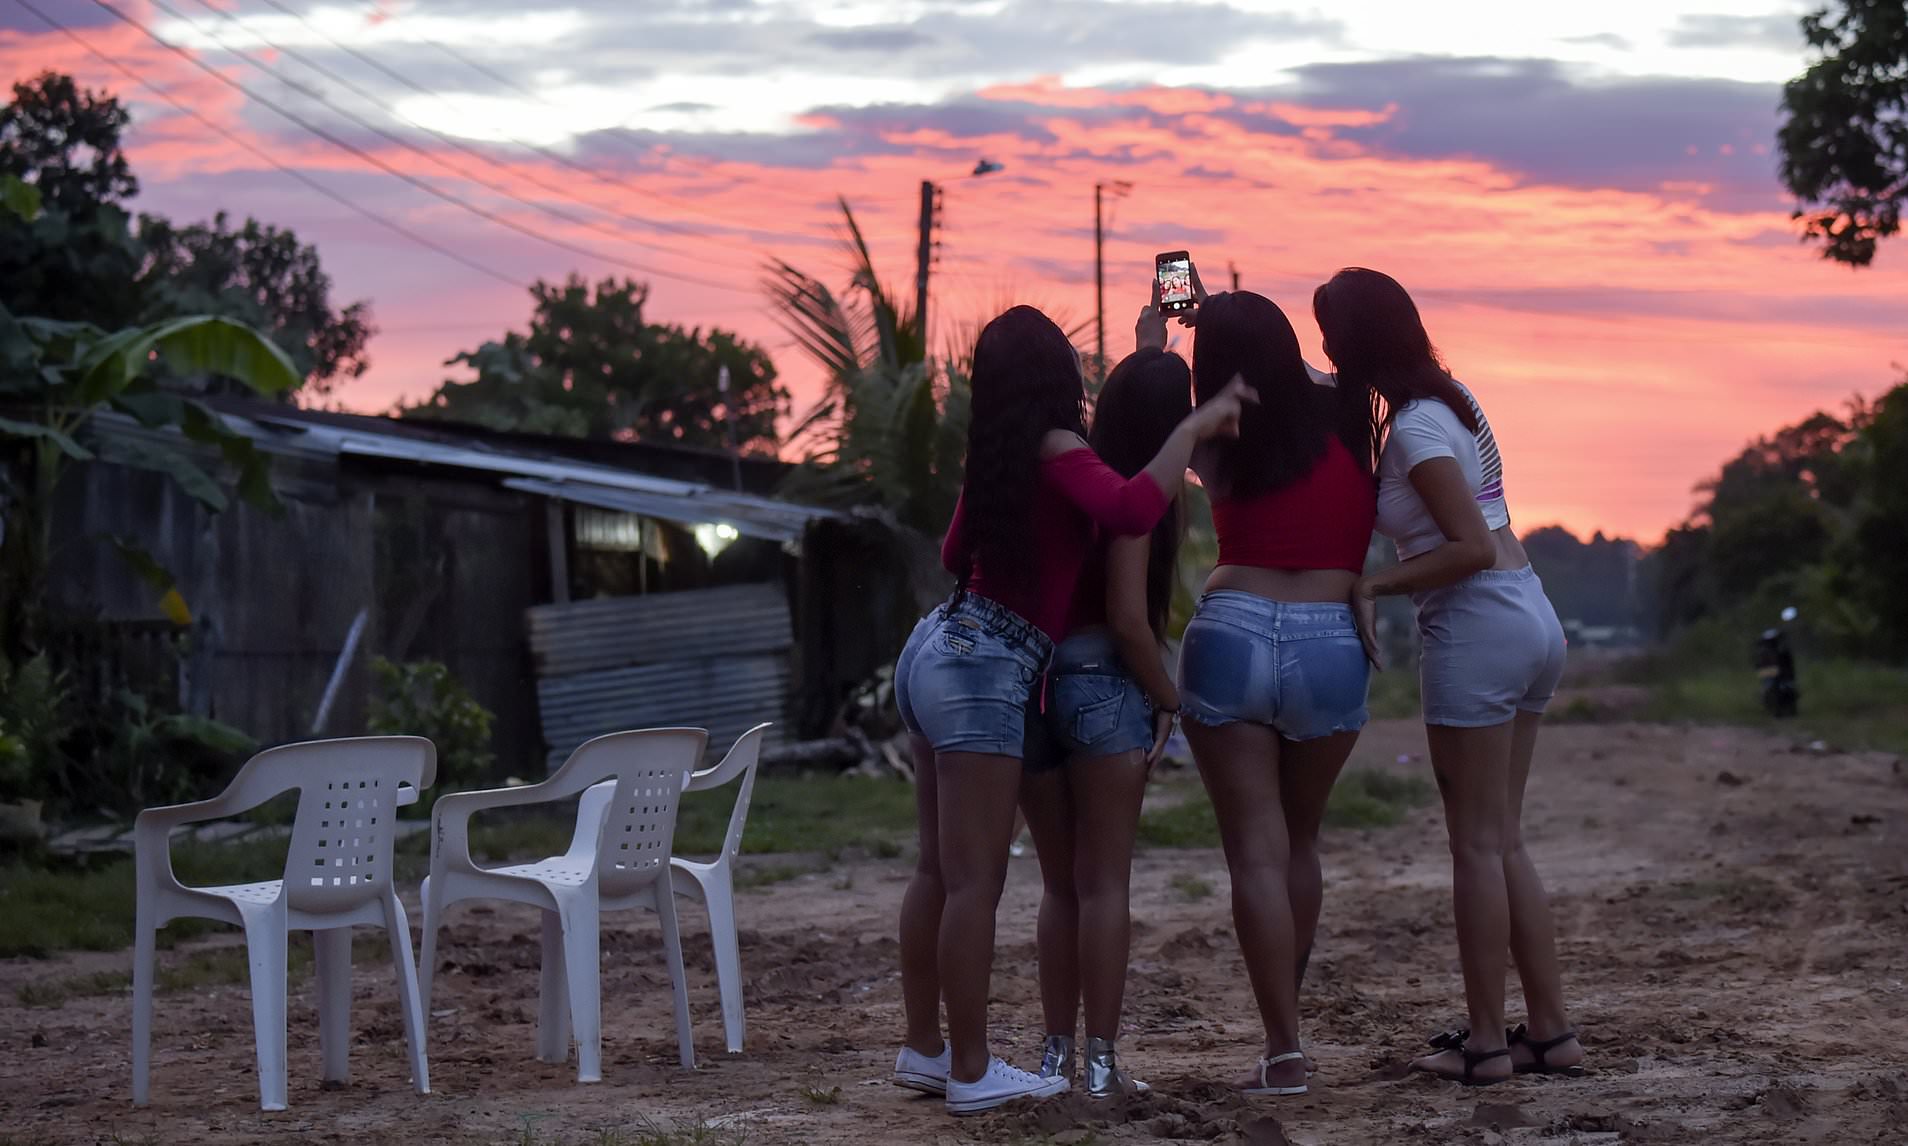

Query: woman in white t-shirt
[1314,268,1582,1086]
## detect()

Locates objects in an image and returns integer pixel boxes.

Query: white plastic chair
[570,723,770,1054]
[419,728,705,1083]
[131,736,435,1112]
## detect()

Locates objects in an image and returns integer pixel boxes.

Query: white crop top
[1375,381,1511,561]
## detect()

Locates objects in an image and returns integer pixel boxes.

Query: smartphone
[1156,250,1196,313]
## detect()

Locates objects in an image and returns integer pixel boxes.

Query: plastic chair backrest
[270,737,435,913]
[558,729,706,898]
[693,724,770,862]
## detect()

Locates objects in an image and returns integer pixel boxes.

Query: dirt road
[5,720,1906,1144]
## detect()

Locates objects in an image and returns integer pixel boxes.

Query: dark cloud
[807,27,933,52]
[1265,57,1786,212]
[1668,13,1800,50]
[0,0,116,35]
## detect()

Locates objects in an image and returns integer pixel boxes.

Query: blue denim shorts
[1045,629,1156,761]
[894,595,1056,760]
[1414,566,1567,727]
[1177,591,1370,741]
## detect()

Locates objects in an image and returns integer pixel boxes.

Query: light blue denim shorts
[894,595,1056,760]
[1045,629,1156,761]
[1414,566,1567,727]
[1177,591,1371,741]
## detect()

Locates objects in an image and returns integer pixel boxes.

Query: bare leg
[898,734,945,1057]
[1184,720,1305,1092]
[1503,711,1581,1069]
[1414,721,1514,1082]
[1278,731,1360,988]
[1067,749,1149,1040]
[1020,765,1079,1041]
[937,750,1025,1083]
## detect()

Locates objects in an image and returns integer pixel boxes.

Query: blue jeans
[895,595,1056,760]
[1046,629,1155,761]
[1177,590,1370,741]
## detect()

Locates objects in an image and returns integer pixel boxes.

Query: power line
[220,0,783,264]
[139,0,761,287]
[13,0,527,289]
[83,0,758,295]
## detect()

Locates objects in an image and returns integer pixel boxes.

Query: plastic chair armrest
[564,780,617,861]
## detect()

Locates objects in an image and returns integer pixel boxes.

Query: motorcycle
[1755,607,1799,718]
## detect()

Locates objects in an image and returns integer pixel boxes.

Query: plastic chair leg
[535,909,570,1066]
[559,898,603,1083]
[656,884,697,1070]
[240,911,290,1111]
[132,918,156,1107]
[314,927,354,1085]
[383,894,431,1095]
[417,875,438,1013]
[704,872,745,1054]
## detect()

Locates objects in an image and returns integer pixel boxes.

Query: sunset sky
[7,0,1906,541]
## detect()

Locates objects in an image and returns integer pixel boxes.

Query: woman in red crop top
[888,305,1251,1114]
[1175,290,1380,1096]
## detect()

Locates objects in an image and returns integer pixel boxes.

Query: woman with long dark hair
[889,305,1251,1115]
[1176,289,1379,1097]
[1316,268,1579,1086]
[1020,308,1193,1099]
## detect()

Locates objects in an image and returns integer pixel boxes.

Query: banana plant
[2,174,299,656]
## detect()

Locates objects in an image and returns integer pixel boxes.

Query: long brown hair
[1313,268,1478,446]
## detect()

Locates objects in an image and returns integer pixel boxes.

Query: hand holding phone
[1156,251,1196,314]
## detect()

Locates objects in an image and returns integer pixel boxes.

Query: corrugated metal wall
[527,583,791,765]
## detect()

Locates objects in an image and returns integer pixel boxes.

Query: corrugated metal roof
[504,476,823,544]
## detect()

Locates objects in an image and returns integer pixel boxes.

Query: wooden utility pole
[1094,183,1104,381]
[915,180,935,340]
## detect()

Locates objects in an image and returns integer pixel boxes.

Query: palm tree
[763,198,968,535]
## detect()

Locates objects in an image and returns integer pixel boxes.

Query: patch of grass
[0,834,307,959]
[733,863,810,892]
[1623,654,1908,755]
[1138,769,1434,847]
[16,933,390,1007]
[1366,666,1422,720]
[677,776,916,856]
[1170,872,1214,902]
[1323,769,1435,830]
[799,1083,843,1106]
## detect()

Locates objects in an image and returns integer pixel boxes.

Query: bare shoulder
[1040,429,1090,459]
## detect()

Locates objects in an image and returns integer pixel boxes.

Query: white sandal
[1244,1050,1309,1096]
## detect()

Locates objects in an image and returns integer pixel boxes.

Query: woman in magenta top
[889,305,1249,1115]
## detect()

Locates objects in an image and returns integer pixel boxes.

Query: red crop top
[1210,436,1375,573]
[941,448,1170,640]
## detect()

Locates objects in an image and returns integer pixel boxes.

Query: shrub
[366,657,496,797]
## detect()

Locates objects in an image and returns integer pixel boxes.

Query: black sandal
[1408,1029,1512,1087]
[1508,1023,1585,1077]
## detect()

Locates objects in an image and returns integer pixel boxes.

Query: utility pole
[916,180,936,343]
[1093,181,1131,383]
[1094,183,1104,383]
[1230,261,1240,291]
[718,364,742,491]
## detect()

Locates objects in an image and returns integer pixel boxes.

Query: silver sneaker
[1038,1034,1076,1081]
[1085,1036,1150,1099]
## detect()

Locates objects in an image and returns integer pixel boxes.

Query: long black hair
[1191,290,1374,499]
[1089,347,1190,639]
[950,305,1087,593]
[1312,268,1478,443]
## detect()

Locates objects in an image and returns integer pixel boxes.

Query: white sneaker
[945,1057,1070,1115]
[893,1043,952,1094]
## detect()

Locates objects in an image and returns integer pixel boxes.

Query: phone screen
[1157,252,1195,312]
